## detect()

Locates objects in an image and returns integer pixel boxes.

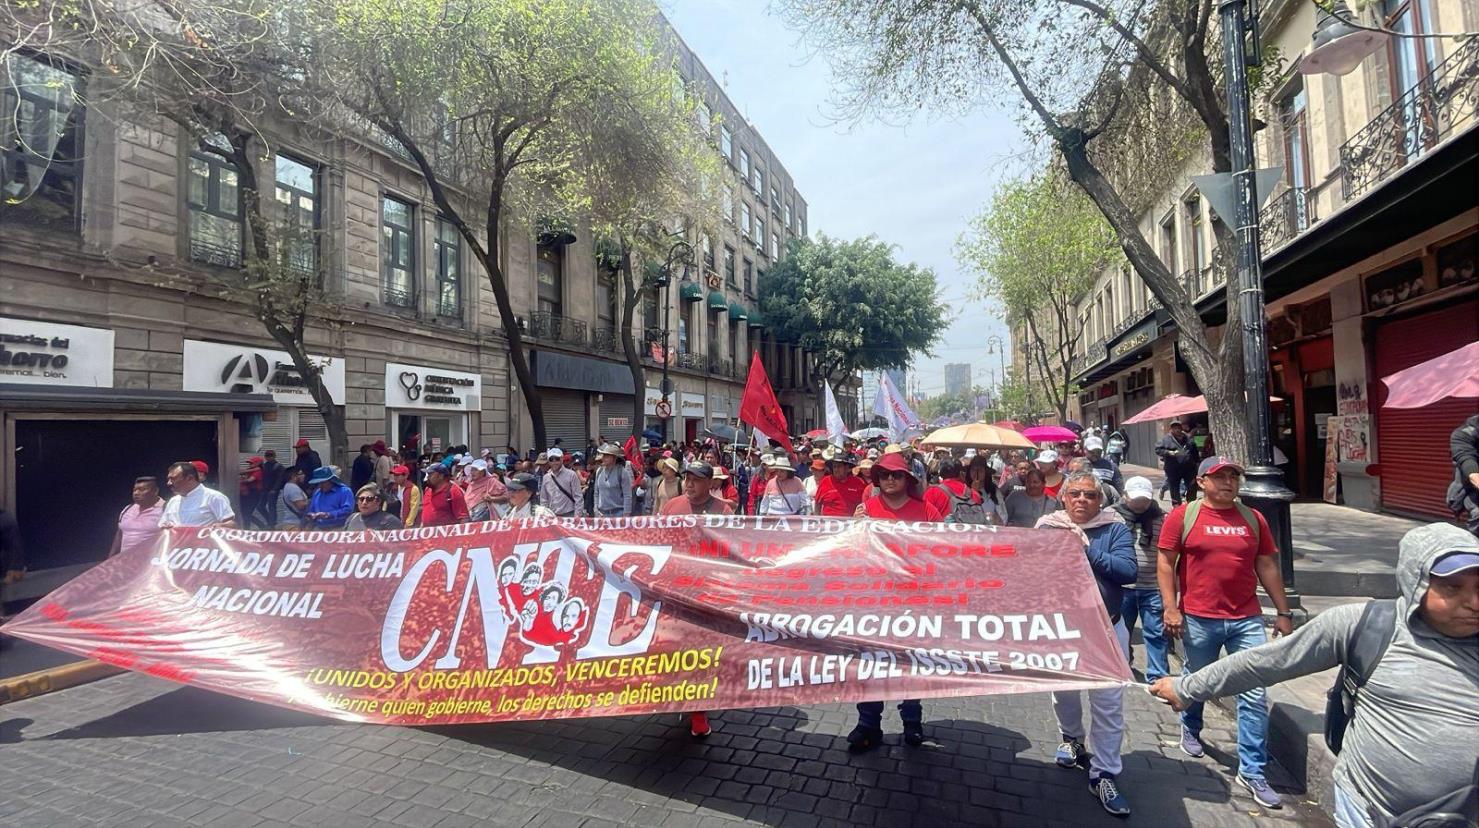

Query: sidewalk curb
[0,659,124,705]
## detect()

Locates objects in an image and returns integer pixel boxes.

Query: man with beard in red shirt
[814,446,867,517]
[847,451,943,752]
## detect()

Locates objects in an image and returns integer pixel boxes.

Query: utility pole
[1219,0,1299,606]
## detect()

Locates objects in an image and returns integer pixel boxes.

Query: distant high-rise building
[944,363,972,397]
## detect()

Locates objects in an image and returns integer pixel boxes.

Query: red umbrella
[1381,340,1479,409]
[803,428,829,439]
[1122,393,1284,425]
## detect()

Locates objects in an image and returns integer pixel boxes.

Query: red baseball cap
[191,460,210,477]
[294,438,311,448]
[1198,456,1244,476]
[391,464,410,475]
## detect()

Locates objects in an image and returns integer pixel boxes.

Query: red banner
[0,518,1129,725]
[739,353,794,454]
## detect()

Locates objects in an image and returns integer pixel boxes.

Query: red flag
[622,435,643,469]
[739,352,794,454]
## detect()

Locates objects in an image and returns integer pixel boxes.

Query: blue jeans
[1333,783,1374,828]
[1120,588,1170,681]
[1180,614,1270,780]
[857,700,921,728]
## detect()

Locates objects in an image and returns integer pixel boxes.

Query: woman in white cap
[1035,449,1066,499]
[756,454,811,516]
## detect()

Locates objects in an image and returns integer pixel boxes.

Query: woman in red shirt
[814,447,868,517]
[848,451,941,752]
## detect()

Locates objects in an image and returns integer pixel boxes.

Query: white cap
[547,447,565,459]
[1124,476,1154,501]
[1036,449,1060,464]
[456,454,473,466]
[470,459,489,472]
[1084,436,1104,451]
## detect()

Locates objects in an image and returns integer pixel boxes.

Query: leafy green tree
[324,0,677,450]
[780,0,1290,461]
[761,235,948,387]
[957,174,1117,422]
[994,367,1049,425]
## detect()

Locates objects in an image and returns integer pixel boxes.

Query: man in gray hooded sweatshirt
[1150,523,1479,827]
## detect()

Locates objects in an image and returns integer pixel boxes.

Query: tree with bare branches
[781,0,1288,460]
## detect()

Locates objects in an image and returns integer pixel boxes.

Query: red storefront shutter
[1372,300,1479,518]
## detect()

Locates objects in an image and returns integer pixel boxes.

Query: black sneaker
[902,721,924,746]
[1090,774,1131,817]
[847,724,884,753]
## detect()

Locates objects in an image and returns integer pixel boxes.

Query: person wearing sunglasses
[845,451,945,753]
[343,484,403,531]
[1035,471,1138,816]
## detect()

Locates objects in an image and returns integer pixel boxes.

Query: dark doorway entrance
[14,418,219,572]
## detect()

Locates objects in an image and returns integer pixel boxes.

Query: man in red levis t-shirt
[814,447,868,517]
[1155,456,1293,811]
[846,451,942,753]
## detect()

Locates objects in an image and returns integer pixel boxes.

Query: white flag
[872,372,921,441]
[824,384,848,445]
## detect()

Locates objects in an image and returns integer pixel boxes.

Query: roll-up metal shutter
[541,388,589,451]
[598,394,636,440]
[1373,300,1479,518]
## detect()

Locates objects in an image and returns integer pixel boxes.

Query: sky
[663,0,1029,401]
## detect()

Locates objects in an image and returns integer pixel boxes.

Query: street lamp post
[986,334,1009,420]
[655,240,693,444]
[1218,0,1300,607]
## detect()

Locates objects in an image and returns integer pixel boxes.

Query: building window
[1278,81,1312,231]
[188,137,244,268]
[1,53,82,230]
[740,202,751,238]
[1158,211,1177,274]
[696,101,711,135]
[784,200,792,230]
[1186,194,1207,274]
[752,165,763,196]
[643,290,659,331]
[723,245,736,285]
[770,232,779,261]
[742,258,752,294]
[381,195,415,307]
[722,185,734,224]
[702,232,714,270]
[755,216,765,252]
[435,217,461,317]
[799,212,805,237]
[720,125,733,159]
[537,243,563,316]
[274,154,319,276]
[596,273,615,324]
[707,312,719,363]
[678,315,689,354]
[739,149,750,181]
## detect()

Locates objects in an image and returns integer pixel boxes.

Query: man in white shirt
[159,461,237,528]
[538,448,583,517]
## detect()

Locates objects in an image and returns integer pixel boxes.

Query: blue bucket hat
[307,466,335,485]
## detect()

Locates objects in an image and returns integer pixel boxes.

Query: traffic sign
[655,400,672,419]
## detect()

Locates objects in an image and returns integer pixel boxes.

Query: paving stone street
[0,671,1333,828]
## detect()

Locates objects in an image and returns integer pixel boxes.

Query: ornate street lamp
[655,239,693,443]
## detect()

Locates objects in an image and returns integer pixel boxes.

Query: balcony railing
[527,311,587,347]
[1070,338,1108,378]
[592,326,620,354]
[383,285,415,309]
[676,351,706,371]
[708,353,735,377]
[1340,38,1479,200]
[1260,187,1315,253]
[190,239,244,269]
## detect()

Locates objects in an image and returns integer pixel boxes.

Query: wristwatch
[1276,611,1294,619]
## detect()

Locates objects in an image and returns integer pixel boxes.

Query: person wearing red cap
[846,451,942,753]
[388,464,420,527]
[1155,455,1292,809]
[372,440,393,489]
[238,456,266,529]
[291,438,322,479]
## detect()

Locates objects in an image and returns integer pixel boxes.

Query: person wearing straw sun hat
[648,456,682,514]
[815,446,867,517]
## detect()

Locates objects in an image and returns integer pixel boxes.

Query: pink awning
[1381,340,1479,409]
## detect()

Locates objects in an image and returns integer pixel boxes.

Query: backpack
[1324,599,1397,754]
[1179,498,1261,547]
[934,483,989,524]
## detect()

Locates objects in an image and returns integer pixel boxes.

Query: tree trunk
[618,246,646,441]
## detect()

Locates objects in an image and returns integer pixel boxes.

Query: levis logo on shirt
[1205,525,1250,537]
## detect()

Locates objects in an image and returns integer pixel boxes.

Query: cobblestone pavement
[0,673,1332,828]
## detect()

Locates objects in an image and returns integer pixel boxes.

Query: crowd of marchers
[0,417,1474,826]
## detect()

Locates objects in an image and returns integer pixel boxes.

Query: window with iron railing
[435,217,461,318]
[274,154,319,277]
[189,136,244,268]
[2,53,82,231]
[381,195,415,307]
